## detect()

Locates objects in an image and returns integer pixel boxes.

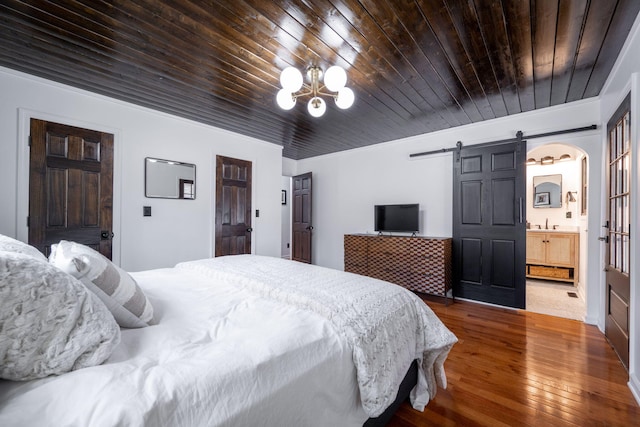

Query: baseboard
[582,315,598,326]
[628,373,640,406]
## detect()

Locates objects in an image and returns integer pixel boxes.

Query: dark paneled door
[604,94,631,370]
[215,156,252,256]
[29,119,114,258]
[292,172,312,264]
[453,139,526,308]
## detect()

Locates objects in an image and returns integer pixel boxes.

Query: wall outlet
[566,211,572,218]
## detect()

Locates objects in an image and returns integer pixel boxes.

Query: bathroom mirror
[533,174,561,208]
[145,157,196,199]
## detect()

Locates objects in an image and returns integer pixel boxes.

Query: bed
[0,240,457,427]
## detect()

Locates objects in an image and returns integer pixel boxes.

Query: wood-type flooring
[388,300,640,426]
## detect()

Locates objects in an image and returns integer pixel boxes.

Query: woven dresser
[344,234,452,303]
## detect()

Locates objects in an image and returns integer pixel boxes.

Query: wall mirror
[533,174,561,208]
[145,157,196,199]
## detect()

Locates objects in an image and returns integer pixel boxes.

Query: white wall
[599,11,640,404]
[526,160,582,230]
[296,99,601,273]
[0,67,283,271]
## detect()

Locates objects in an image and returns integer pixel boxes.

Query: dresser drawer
[343,234,452,301]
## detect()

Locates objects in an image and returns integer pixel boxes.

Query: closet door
[452,140,526,308]
[29,119,114,258]
[215,156,252,256]
[291,172,312,264]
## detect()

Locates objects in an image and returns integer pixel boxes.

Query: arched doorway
[525,143,587,321]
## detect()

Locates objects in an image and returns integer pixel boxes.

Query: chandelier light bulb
[276,89,296,110]
[335,87,355,109]
[324,65,347,92]
[276,64,353,117]
[307,97,326,117]
[280,66,303,92]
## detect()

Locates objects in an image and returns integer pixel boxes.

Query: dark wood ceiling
[1,1,638,159]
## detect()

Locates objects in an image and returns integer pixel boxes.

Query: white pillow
[0,251,120,381]
[0,233,47,262]
[49,241,154,328]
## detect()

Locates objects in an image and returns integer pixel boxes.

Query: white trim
[16,108,123,265]
[630,375,640,406]
[628,72,640,404]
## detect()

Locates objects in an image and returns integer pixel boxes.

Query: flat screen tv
[374,204,419,233]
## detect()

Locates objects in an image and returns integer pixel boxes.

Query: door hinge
[26,216,30,227]
[28,135,32,147]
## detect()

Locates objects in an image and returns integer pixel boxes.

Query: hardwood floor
[389,300,640,426]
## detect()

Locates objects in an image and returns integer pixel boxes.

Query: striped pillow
[49,241,154,328]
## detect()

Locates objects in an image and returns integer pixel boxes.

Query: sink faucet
[553,225,559,230]
[545,218,548,230]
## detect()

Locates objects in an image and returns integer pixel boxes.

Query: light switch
[143,206,152,217]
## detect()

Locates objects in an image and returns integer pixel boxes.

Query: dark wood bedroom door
[215,155,252,256]
[604,94,631,370]
[291,172,312,264]
[29,119,114,258]
[452,139,527,308]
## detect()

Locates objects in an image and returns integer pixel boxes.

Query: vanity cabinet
[526,231,579,284]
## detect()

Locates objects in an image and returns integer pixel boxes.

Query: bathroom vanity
[526,230,579,285]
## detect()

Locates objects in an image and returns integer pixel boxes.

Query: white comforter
[0,255,456,426]
[177,255,457,417]
[0,266,368,426]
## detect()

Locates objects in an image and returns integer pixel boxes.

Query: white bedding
[0,255,456,426]
[0,267,367,426]
[177,255,457,417]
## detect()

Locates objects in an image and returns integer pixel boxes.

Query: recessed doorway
[525,143,587,321]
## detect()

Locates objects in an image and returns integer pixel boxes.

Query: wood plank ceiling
[1,1,638,160]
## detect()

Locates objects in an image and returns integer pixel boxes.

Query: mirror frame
[145,157,196,199]
[532,174,562,208]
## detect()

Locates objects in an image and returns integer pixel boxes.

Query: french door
[604,94,631,370]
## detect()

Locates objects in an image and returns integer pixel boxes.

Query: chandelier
[276,65,355,118]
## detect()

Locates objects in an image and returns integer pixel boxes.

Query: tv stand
[344,234,452,303]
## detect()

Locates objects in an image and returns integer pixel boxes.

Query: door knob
[598,236,609,243]
[306,226,314,231]
[246,227,253,232]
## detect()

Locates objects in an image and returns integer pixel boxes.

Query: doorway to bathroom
[525,143,587,321]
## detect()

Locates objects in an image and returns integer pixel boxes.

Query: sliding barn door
[453,139,526,308]
[29,119,114,258]
[215,156,252,256]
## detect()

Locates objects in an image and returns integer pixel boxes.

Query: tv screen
[374,204,419,233]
